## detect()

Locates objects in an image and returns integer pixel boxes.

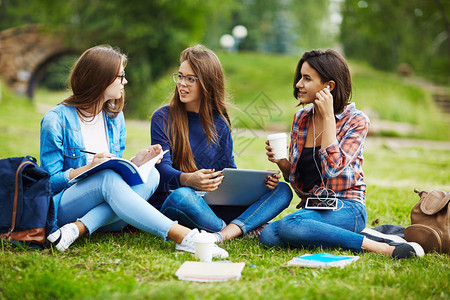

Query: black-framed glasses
[117,72,126,84]
[172,73,198,86]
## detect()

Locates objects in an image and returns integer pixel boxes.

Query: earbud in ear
[326,85,330,89]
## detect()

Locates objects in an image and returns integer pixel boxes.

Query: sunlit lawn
[1,55,449,299]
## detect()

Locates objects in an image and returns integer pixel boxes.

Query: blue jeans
[259,199,367,252]
[160,182,293,234]
[57,168,175,240]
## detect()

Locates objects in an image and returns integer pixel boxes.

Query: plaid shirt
[289,103,370,207]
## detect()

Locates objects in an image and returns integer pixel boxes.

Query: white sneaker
[201,230,223,243]
[47,223,79,251]
[176,229,229,259]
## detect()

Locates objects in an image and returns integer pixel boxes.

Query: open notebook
[69,150,168,186]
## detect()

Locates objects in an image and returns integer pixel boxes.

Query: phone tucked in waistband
[304,197,337,210]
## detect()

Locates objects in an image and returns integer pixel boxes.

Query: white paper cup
[267,133,288,160]
[193,233,215,262]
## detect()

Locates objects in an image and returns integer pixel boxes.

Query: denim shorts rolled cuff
[230,220,247,235]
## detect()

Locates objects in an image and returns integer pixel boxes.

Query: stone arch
[27,50,79,98]
[0,24,78,99]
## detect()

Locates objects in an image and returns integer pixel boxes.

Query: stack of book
[175,261,246,282]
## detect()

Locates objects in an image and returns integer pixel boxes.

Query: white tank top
[79,112,109,164]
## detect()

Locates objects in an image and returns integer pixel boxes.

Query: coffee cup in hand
[267,133,288,160]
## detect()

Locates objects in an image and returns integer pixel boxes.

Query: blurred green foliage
[0,0,226,113]
[0,0,335,116]
[341,0,450,83]
[202,0,332,53]
[1,0,448,116]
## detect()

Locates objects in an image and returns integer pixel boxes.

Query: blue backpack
[0,156,56,249]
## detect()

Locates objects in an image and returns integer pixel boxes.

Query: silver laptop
[202,168,277,206]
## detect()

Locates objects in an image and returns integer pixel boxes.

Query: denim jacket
[40,104,126,212]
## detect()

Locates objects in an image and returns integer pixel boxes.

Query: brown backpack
[404,189,450,253]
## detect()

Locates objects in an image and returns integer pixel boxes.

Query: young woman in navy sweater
[150,45,292,242]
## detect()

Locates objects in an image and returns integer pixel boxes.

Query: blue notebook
[286,253,359,268]
[69,150,167,186]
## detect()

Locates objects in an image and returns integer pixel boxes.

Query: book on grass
[69,150,168,186]
[175,261,246,282]
[286,253,359,268]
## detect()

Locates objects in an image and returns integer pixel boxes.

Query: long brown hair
[293,49,352,114]
[62,45,127,119]
[168,45,230,172]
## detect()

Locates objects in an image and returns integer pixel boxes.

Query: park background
[0,0,449,299]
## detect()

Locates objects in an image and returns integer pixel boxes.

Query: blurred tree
[203,0,332,54]
[288,0,333,52]
[0,0,341,115]
[341,0,450,82]
[0,0,226,117]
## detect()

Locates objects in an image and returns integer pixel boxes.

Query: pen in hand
[80,150,97,155]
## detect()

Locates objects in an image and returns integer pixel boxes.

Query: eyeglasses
[172,73,198,86]
[117,72,126,84]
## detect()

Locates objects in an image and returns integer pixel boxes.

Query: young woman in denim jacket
[260,49,424,259]
[150,45,292,242]
[40,45,227,257]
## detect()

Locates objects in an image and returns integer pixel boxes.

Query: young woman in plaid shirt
[259,49,423,259]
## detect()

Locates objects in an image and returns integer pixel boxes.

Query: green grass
[0,87,43,159]
[1,55,450,299]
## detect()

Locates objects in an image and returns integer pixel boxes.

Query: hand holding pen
[81,150,115,167]
[80,150,96,155]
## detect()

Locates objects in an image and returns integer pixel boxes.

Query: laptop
[201,168,277,206]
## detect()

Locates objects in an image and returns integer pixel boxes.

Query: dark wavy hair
[293,49,352,114]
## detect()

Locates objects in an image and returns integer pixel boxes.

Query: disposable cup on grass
[193,233,215,262]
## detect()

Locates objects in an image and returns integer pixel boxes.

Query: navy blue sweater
[149,105,236,209]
